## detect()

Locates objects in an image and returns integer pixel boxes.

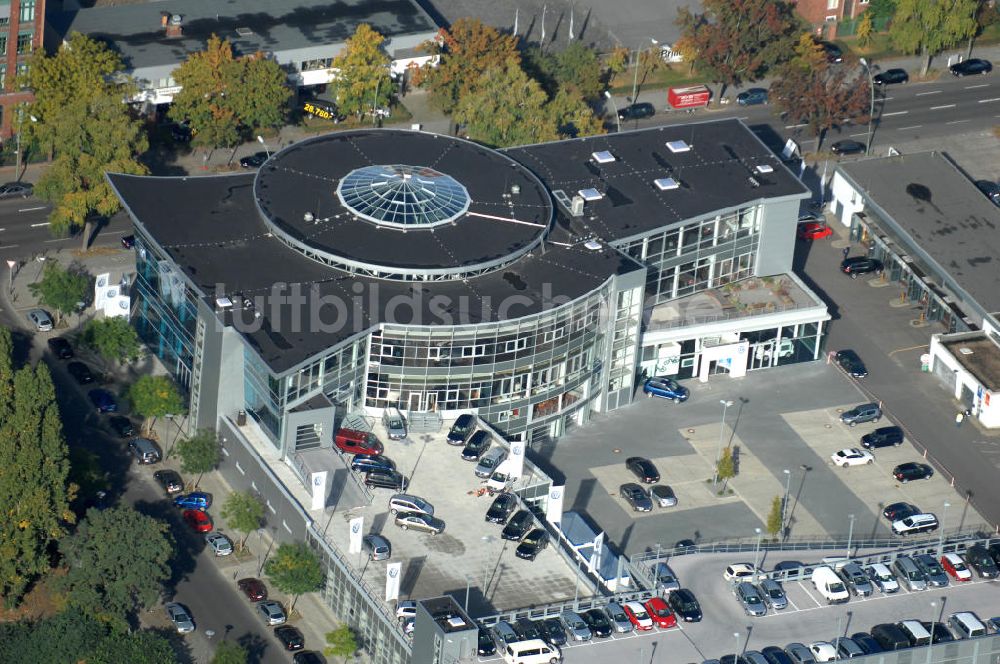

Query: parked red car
[334,428,383,456]
[797,221,833,241]
[644,597,677,628]
[237,577,268,602]
[183,509,212,533]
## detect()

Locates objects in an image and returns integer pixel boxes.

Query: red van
[335,428,383,456]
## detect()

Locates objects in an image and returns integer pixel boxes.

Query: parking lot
[537,362,989,558]
[323,422,580,615]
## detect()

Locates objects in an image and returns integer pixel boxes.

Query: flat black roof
[109,170,635,374]
[505,118,809,242]
[50,0,438,71]
[839,152,1000,313]
[255,130,551,275]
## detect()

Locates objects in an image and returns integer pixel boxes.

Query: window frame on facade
[15,31,32,55]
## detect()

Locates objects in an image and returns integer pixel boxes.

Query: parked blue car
[642,377,689,402]
[173,492,212,510]
[88,389,118,413]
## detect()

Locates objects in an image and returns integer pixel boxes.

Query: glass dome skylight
[336,164,471,228]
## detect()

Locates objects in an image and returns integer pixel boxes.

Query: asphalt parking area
[324,422,579,615]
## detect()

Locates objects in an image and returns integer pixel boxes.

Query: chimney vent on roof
[570,195,585,217]
[303,211,315,222]
[959,347,973,355]
[236,27,254,38]
[165,14,183,38]
[510,184,520,195]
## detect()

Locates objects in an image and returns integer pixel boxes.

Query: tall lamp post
[859,58,876,155]
[256,134,270,159]
[937,501,951,555]
[781,469,791,539]
[630,38,659,108]
[752,527,763,572]
[604,90,621,134]
[846,514,856,559]
[713,399,735,489]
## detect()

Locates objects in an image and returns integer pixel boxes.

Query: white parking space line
[929,104,956,110]
[882,110,908,116]
[915,90,943,96]
[946,119,971,125]
[964,83,990,89]
[786,596,801,611]
[798,581,824,608]
[897,125,923,131]
[785,123,807,129]
[979,97,1000,103]
[43,238,70,243]
[29,221,50,227]
[18,206,45,212]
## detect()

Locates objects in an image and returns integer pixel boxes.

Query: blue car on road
[173,492,212,510]
[88,389,118,413]
[642,377,689,402]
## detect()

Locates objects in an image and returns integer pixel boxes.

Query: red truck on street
[667,85,711,111]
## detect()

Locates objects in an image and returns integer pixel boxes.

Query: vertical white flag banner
[385,562,402,601]
[545,485,565,526]
[348,516,364,555]
[509,441,525,478]
[93,273,111,311]
[589,532,605,574]
[310,471,328,511]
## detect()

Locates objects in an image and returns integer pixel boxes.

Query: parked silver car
[604,602,633,633]
[653,562,680,592]
[475,447,508,479]
[560,610,592,641]
[735,581,767,617]
[165,602,195,633]
[758,578,788,610]
[363,534,391,561]
[27,308,53,332]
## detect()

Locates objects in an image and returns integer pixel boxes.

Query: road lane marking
[882,110,908,116]
[946,119,971,125]
[897,125,923,131]
[785,123,807,129]
[30,221,50,227]
[850,133,869,138]
[43,238,69,243]
[929,104,956,110]
[979,97,1000,103]
[915,90,942,96]
[18,206,46,212]
[798,581,823,607]
[964,83,990,89]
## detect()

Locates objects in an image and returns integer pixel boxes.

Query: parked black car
[882,501,920,521]
[831,139,866,155]
[515,529,548,560]
[447,413,476,445]
[819,41,843,63]
[153,469,184,494]
[461,430,490,461]
[892,462,934,483]
[274,625,305,651]
[873,68,909,85]
[364,469,408,490]
[618,102,655,121]
[67,361,95,384]
[667,588,702,622]
[485,493,517,524]
[351,454,395,474]
[762,646,796,664]
[840,256,883,277]
[968,543,1000,578]
[625,456,660,483]
[541,616,568,646]
[922,621,955,644]
[950,58,992,76]
[240,151,269,169]
[850,633,884,654]
[514,617,544,641]
[477,628,496,656]
[619,483,653,512]
[109,416,136,438]
[835,349,868,377]
[47,337,74,359]
[501,510,533,541]
[861,426,903,449]
[870,623,910,651]
[580,608,613,638]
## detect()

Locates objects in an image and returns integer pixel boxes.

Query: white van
[949,611,988,639]
[502,638,561,664]
[811,566,850,604]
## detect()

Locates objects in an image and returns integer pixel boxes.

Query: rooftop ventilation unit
[510,184,521,195]
[666,140,691,154]
[654,177,680,191]
[748,177,760,188]
[578,188,603,201]
[571,195,585,216]
[215,296,233,310]
[303,211,315,222]
[755,164,774,174]
[959,347,973,355]
[235,27,254,37]
[592,151,615,164]
[584,239,603,251]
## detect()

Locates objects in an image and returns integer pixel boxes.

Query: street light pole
[781,468,791,538]
[752,528,763,572]
[713,399,735,489]
[846,514,856,559]
[629,38,658,108]
[604,90,621,133]
[256,134,270,159]
[938,501,951,555]
[859,58,876,155]
[734,632,741,660]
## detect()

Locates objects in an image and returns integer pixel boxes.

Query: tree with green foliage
[88,629,178,664]
[56,505,173,629]
[174,428,222,486]
[867,0,899,21]
[605,46,630,86]
[715,446,736,490]
[889,0,978,75]
[28,262,89,324]
[81,317,142,367]
[770,35,871,148]
[767,495,783,538]
[413,18,522,113]
[675,0,801,102]
[522,42,604,102]
[454,63,558,148]
[128,374,185,434]
[210,641,248,664]
[547,90,606,139]
[0,327,76,606]
[221,490,265,551]
[325,624,359,658]
[264,542,324,611]
[856,12,875,47]
[169,34,290,149]
[330,24,393,119]
[24,33,148,245]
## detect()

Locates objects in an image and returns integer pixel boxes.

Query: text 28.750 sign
[303,101,336,121]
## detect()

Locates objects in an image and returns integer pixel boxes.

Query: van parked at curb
[501,638,561,664]
[811,566,850,603]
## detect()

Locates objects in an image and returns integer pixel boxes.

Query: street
[0,201,131,259]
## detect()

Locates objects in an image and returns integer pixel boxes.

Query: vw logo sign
[513,445,522,455]
[550,489,562,500]
[314,476,322,486]
[389,567,399,578]
[351,523,360,533]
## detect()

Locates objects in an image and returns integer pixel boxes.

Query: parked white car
[723,563,762,582]
[831,448,874,467]
[165,602,195,633]
[205,531,233,556]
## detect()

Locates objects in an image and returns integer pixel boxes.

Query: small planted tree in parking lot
[264,542,324,612]
[715,446,736,493]
[174,428,222,487]
[81,317,142,368]
[29,262,90,324]
[767,495,783,538]
[221,490,265,551]
[325,624,359,658]
[128,374,185,434]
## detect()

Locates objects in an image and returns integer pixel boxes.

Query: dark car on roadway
[736,88,768,105]
[882,501,920,521]
[109,416,136,437]
[625,456,660,483]
[667,588,702,622]
[820,41,843,63]
[351,454,395,474]
[835,349,868,377]
[67,361,95,384]
[515,529,549,560]
[831,140,867,156]
[47,337,74,359]
[485,492,517,524]
[88,389,118,413]
[841,256,883,277]
[477,627,497,655]
[240,151,269,169]
[950,58,992,76]
[0,181,33,199]
[461,430,490,461]
[275,625,305,651]
[966,544,999,578]
[447,413,476,445]
[501,509,533,540]
[874,68,909,85]
[541,616,568,646]
[618,102,655,121]
[153,469,184,494]
[893,462,933,482]
[169,123,192,142]
[620,483,653,512]
[121,234,136,249]
[292,653,323,664]
[862,426,903,449]
[581,609,613,638]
